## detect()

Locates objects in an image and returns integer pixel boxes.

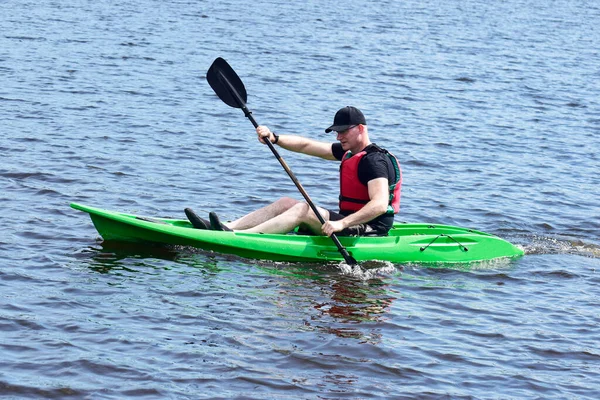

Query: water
[1,0,599,398]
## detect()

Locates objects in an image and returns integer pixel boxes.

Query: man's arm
[256,126,336,160]
[321,178,390,236]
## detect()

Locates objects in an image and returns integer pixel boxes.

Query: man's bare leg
[226,197,300,230]
[238,202,330,234]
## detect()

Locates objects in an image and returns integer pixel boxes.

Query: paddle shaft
[246,112,327,225]
[219,72,356,264]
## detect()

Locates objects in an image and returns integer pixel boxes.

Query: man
[187,106,401,236]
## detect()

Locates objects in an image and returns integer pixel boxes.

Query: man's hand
[321,220,345,237]
[256,125,273,144]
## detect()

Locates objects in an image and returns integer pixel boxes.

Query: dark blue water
[2,0,599,398]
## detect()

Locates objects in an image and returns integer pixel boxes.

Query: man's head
[326,106,370,153]
[325,106,366,133]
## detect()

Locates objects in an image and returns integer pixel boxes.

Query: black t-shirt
[332,143,397,231]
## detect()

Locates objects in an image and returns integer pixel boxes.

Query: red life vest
[339,146,402,214]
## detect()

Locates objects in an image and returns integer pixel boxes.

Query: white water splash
[336,260,399,280]
[525,235,600,258]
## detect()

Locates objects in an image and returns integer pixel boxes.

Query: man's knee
[289,202,310,215]
[299,203,328,224]
[276,197,301,209]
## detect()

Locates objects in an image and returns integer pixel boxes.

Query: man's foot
[184,208,210,230]
[209,212,233,231]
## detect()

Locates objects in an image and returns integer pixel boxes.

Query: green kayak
[71,203,524,264]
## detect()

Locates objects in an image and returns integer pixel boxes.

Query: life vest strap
[339,195,369,205]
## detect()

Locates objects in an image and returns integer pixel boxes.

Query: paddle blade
[206,57,248,109]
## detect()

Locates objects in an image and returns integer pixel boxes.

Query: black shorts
[328,210,384,237]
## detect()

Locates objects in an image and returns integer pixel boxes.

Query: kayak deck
[71,203,524,264]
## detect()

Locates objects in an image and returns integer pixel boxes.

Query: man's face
[336,125,359,151]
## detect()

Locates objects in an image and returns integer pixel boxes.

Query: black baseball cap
[325,106,367,133]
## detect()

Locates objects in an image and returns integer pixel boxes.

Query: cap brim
[324,124,352,133]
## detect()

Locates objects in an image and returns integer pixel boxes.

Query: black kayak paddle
[206,57,357,266]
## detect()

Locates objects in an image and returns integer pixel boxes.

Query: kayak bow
[71,203,524,264]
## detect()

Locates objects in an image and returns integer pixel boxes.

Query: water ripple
[1,0,600,398]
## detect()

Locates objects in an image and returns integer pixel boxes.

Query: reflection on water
[84,242,402,345]
[255,260,401,344]
[313,278,396,323]
[83,241,225,275]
